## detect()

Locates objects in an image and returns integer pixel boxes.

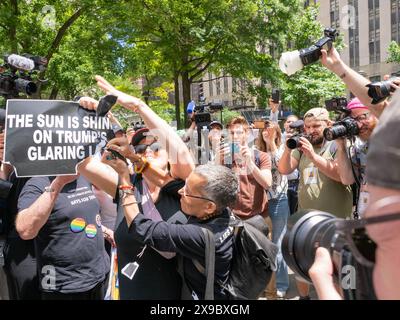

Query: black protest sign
[4,99,112,177]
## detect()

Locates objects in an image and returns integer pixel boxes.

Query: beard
[309,134,324,146]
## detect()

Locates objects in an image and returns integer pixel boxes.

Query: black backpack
[194,214,278,300]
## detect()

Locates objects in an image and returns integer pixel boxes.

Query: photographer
[320,46,400,117]
[282,115,300,215]
[309,90,400,300]
[219,116,272,219]
[334,98,378,218]
[278,108,352,218]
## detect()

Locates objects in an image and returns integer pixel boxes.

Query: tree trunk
[181,70,191,128]
[49,86,59,100]
[174,72,181,129]
[9,0,18,53]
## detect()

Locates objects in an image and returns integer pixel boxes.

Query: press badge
[121,262,140,280]
[303,167,318,185]
[357,191,369,217]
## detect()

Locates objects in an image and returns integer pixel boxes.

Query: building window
[392,0,400,42]
[330,0,340,29]
[369,0,380,64]
[224,76,229,94]
[216,78,221,96]
[349,0,360,68]
[208,72,213,96]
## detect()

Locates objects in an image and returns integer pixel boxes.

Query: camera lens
[286,135,301,149]
[323,125,347,141]
[14,78,37,95]
[282,210,337,282]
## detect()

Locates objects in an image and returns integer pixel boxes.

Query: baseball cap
[130,127,155,146]
[208,121,223,130]
[304,108,330,121]
[347,98,369,111]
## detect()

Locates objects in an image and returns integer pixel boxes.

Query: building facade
[191,0,399,110]
[317,0,400,80]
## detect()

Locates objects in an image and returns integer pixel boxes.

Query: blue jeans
[269,194,290,292]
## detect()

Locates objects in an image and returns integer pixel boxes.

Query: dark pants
[287,180,299,216]
[3,237,41,300]
[41,279,106,300]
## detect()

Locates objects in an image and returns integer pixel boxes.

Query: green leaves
[387,41,400,64]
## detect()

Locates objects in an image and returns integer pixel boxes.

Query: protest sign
[4,99,112,177]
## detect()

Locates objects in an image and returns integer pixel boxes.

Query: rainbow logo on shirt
[85,224,97,238]
[70,218,86,233]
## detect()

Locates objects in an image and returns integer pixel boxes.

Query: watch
[44,186,55,193]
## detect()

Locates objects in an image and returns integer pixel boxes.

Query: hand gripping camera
[367,77,397,104]
[279,28,339,76]
[282,210,377,300]
[286,120,311,149]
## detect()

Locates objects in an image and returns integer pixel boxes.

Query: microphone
[6,54,35,71]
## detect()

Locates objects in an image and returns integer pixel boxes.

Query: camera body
[324,117,359,141]
[279,28,338,76]
[282,210,376,300]
[193,102,223,126]
[367,77,397,104]
[0,54,47,99]
[286,120,310,149]
[325,97,348,113]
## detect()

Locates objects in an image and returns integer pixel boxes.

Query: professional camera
[367,77,397,104]
[193,101,223,127]
[323,117,359,141]
[279,28,339,76]
[282,210,376,300]
[325,97,348,113]
[286,120,310,149]
[0,53,47,99]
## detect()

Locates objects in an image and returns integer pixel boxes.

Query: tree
[387,41,400,64]
[0,0,130,99]
[110,0,301,128]
[278,4,346,115]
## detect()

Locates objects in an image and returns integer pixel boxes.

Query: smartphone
[272,89,280,103]
[253,120,265,129]
[106,148,128,164]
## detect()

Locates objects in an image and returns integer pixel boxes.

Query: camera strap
[347,143,361,220]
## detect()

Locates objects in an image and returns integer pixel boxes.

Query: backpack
[193,214,278,300]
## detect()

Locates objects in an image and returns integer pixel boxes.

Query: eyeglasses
[335,205,400,268]
[352,112,371,122]
[182,185,215,203]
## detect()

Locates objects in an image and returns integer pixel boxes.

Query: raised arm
[95,76,195,180]
[320,47,389,118]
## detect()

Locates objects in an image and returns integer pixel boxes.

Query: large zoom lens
[323,117,359,141]
[14,78,37,95]
[282,210,337,282]
[367,79,396,104]
[323,125,347,141]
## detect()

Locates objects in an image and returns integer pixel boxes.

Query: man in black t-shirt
[16,175,109,300]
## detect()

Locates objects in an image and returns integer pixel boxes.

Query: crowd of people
[0,43,400,301]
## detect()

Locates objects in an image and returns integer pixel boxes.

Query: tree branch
[45,7,87,62]
[192,75,226,84]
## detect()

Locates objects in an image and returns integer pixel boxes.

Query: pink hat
[347,98,369,111]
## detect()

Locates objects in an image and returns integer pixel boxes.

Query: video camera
[279,27,339,76]
[323,97,359,141]
[282,210,376,300]
[286,120,310,150]
[367,77,397,105]
[193,100,223,127]
[0,53,47,99]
